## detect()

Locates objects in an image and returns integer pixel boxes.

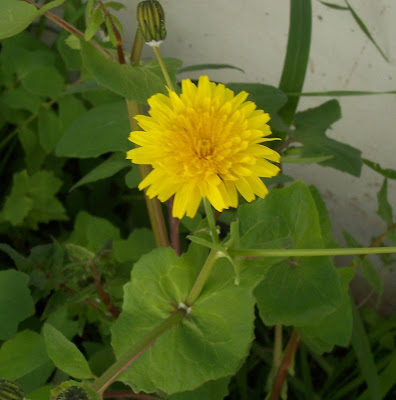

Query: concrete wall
[117,0,396,311]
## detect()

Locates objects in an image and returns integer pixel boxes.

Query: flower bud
[0,380,24,400]
[137,0,166,46]
[55,386,89,400]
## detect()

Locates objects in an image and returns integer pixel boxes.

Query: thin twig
[22,0,112,59]
[90,261,120,318]
[270,330,300,400]
[103,391,158,400]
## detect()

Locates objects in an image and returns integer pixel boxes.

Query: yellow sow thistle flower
[127,76,281,219]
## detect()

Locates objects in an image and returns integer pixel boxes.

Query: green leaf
[309,185,338,248]
[377,179,393,226]
[179,63,244,73]
[85,7,104,41]
[57,95,87,132]
[19,127,46,172]
[278,0,312,124]
[68,211,120,252]
[345,0,389,62]
[43,323,94,379]
[317,1,348,10]
[21,66,65,98]
[282,154,333,164]
[169,377,231,400]
[104,2,126,11]
[71,153,129,191]
[57,31,82,70]
[351,301,381,400]
[294,100,362,176]
[0,0,38,39]
[298,267,355,353]
[38,0,66,14]
[28,386,52,400]
[113,228,155,263]
[0,330,50,380]
[38,108,63,154]
[0,87,42,113]
[363,158,396,180]
[56,101,130,158]
[124,166,141,189]
[1,170,66,229]
[0,270,35,340]
[46,306,79,340]
[251,182,342,325]
[17,361,54,394]
[80,41,182,103]
[111,247,255,394]
[226,83,287,114]
[0,243,32,270]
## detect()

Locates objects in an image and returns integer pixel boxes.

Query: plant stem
[97,0,126,64]
[125,30,169,248]
[273,324,283,373]
[270,330,300,400]
[185,249,220,306]
[90,261,120,318]
[92,310,186,396]
[203,198,220,244]
[230,246,396,258]
[125,101,170,248]
[151,45,181,253]
[153,46,174,90]
[23,0,112,59]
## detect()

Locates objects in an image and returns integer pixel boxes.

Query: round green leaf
[111,247,255,395]
[0,1,38,40]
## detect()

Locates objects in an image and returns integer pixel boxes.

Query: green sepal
[51,381,99,400]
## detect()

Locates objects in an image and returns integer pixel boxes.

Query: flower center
[196,139,212,158]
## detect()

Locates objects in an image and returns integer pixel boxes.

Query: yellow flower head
[127,76,280,219]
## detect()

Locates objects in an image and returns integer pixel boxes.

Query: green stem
[203,198,220,244]
[125,100,169,248]
[92,310,185,396]
[185,249,220,306]
[230,247,396,258]
[153,46,174,90]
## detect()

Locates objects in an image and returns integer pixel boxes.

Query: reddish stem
[168,197,181,256]
[90,261,120,318]
[270,330,300,400]
[22,0,112,59]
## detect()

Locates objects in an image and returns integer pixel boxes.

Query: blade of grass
[345,0,389,62]
[178,63,244,73]
[350,299,382,400]
[317,0,348,10]
[286,89,396,96]
[278,0,312,125]
[357,352,396,400]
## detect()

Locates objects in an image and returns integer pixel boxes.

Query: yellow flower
[127,76,280,219]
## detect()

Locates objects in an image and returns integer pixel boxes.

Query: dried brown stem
[22,0,112,59]
[275,136,295,153]
[270,330,300,400]
[90,261,120,318]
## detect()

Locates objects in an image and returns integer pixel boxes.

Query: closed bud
[0,380,24,400]
[137,0,166,46]
[55,386,89,400]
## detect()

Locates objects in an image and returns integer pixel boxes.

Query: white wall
[117,0,396,311]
